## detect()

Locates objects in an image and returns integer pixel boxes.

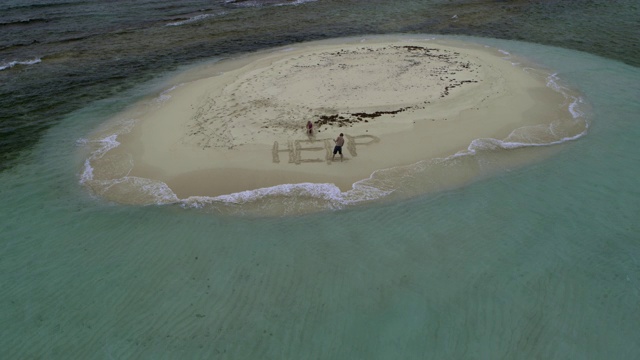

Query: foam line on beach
[155,84,183,103]
[78,118,137,185]
[78,135,120,184]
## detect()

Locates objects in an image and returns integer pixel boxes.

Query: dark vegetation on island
[313,45,478,129]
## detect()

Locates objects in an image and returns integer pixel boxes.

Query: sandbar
[81,36,586,212]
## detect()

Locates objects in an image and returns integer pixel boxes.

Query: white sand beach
[82,36,585,207]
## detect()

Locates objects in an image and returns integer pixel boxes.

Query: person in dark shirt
[332,133,344,162]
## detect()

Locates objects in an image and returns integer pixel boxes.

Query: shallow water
[2,0,640,358]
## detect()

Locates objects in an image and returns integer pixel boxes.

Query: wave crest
[0,57,41,71]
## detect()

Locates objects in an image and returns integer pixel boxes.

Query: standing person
[332,133,344,162]
[306,120,313,135]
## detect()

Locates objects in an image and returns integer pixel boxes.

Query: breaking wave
[223,0,318,8]
[166,12,227,27]
[0,57,41,71]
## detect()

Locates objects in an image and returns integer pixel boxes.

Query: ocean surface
[1,0,639,358]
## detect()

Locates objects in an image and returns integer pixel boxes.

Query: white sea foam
[78,134,120,184]
[569,97,586,119]
[90,177,179,204]
[225,0,317,8]
[347,180,395,201]
[458,121,587,157]
[166,12,226,27]
[183,182,343,208]
[179,179,394,212]
[496,49,520,65]
[80,159,94,185]
[78,119,137,184]
[458,120,587,157]
[546,72,563,92]
[0,57,41,71]
[445,70,589,159]
[273,0,318,7]
[547,72,588,121]
[123,177,179,204]
[155,84,183,103]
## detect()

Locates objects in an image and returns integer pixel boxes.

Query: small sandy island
[81,36,587,214]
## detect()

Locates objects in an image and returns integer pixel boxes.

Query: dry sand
[84,36,583,205]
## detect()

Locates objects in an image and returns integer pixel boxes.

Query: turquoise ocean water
[1,0,639,358]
